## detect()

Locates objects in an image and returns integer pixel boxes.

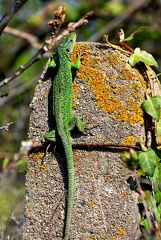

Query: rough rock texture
[22,42,148,240]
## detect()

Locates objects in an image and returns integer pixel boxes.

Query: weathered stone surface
[22,42,148,239]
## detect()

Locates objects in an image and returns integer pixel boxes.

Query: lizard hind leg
[69,116,85,132]
[44,130,56,142]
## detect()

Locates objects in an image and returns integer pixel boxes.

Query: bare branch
[0,0,28,35]
[4,26,42,49]
[0,10,93,88]
[135,170,153,231]
[0,122,13,131]
[72,142,141,150]
[30,142,141,151]
[0,75,38,106]
[0,93,8,98]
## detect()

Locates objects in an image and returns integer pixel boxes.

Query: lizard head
[58,32,76,56]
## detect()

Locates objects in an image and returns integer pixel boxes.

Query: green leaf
[149,166,160,193]
[154,203,161,223]
[140,218,150,231]
[16,158,27,172]
[143,190,151,203]
[157,119,161,135]
[123,149,139,169]
[159,163,161,183]
[123,26,152,42]
[141,96,161,122]
[156,73,161,78]
[157,204,161,223]
[138,148,156,176]
[129,47,158,67]
[157,203,161,215]
[148,195,161,222]
[2,157,10,169]
[155,189,161,204]
[155,149,161,165]
[149,167,159,184]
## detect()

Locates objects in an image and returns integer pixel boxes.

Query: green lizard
[44,32,85,240]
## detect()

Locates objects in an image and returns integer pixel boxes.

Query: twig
[0,9,93,88]
[0,93,8,98]
[145,69,154,97]
[4,26,42,49]
[72,142,141,150]
[30,141,141,152]
[0,75,38,105]
[4,193,24,239]
[103,34,133,56]
[0,122,13,131]
[0,0,28,35]
[151,182,161,238]
[135,170,153,231]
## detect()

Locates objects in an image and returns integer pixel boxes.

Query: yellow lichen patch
[40,161,48,171]
[118,228,125,236]
[72,81,81,107]
[133,68,147,89]
[35,153,44,159]
[120,136,136,145]
[100,233,103,239]
[110,238,116,240]
[119,67,136,82]
[72,43,146,126]
[33,153,48,171]
[89,172,94,179]
[108,53,122,66]
[44,91,49,97]
[87,201,96,209]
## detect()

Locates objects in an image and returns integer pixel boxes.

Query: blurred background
[0,0,161,238]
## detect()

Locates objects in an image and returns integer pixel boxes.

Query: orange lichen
[89,172,94,179]
[40,162,48,171]
[118,228,125,236]
[72,81,81,107]
[44,91,49,97]
[72,43,146,126]
[120,136,136,145]
[108,53,122,66]
[100,233,103,239]
[87,201,96,209]
[34,153,44,159]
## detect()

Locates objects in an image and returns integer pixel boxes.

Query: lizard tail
[61,136,75,240]
[64,168,75,240]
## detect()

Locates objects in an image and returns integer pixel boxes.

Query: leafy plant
[123,26,152,42]
[129,47,158,67]
[123,27,161,239]
[141,96,161,122]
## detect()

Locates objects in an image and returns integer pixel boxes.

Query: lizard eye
[70,39,73,43]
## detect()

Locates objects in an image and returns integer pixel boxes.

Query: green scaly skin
[45,33,85,240]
